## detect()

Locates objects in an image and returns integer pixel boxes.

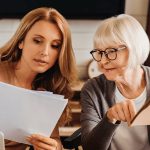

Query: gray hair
[94,14,150,68]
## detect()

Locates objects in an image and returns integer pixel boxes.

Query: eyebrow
[33,34,62,42]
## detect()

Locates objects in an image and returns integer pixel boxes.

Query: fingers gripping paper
[0,82,68,144]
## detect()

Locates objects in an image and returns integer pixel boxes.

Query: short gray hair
[94,14,150,68]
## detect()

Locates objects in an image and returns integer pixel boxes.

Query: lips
[33,59,48,64]
[105,68,115,70]
[102,68,116,73]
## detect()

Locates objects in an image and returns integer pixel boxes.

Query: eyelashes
[33,39,42,44]
[51,44,61,49]
[33,38,61,50]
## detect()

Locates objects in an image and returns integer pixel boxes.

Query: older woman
[80,14,150,150]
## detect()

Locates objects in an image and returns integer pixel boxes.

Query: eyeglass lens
[92,48,117,61]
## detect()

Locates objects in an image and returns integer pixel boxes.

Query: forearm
[82,115,120,150]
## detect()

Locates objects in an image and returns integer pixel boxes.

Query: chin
[104,73,117,81]
[38,69,48,73]
[33,68,48,74]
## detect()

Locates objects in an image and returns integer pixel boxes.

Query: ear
[18,41,24,49]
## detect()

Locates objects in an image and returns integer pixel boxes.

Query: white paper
[0,82,68,144]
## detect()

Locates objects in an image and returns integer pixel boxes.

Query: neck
[12,65,37,89]
[115,66,145,99]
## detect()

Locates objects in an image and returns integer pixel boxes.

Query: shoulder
[81,74,116,104]
[81,74,115,93]
[82,74,105,87]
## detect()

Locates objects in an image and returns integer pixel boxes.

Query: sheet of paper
[130,105,150,126]
[0,82,68,144]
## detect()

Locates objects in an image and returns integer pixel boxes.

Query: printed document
[0,82,68,144]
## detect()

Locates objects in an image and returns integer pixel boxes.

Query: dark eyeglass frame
[90,46,126,62]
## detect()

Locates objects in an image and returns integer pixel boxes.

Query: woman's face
[18,20,62,74]
[97,45,129,81]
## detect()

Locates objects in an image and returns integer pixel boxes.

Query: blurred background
[0,0,149,149]
[0,0,149,80]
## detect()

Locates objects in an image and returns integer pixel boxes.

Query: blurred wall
[0,0,149,80]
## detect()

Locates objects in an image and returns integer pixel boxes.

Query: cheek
[49,51,59,63]
[98,64,104,72]
[114,52,129,68]
[117,59,128,69]
[119,51,129,65]
[21,42,36,54]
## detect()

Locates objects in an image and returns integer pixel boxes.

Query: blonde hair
[94,14,150,68]
[0,7,77,124]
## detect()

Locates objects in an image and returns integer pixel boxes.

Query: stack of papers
[0,82,68,144]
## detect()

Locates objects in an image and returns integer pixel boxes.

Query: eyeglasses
[90,46,126,62]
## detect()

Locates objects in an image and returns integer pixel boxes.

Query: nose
[40,44,49,56]
[100,53,109,64]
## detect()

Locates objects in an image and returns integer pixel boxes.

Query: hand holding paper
[0,82,68,144]
[107,100,136,125]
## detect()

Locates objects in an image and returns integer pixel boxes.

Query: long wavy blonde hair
[0,7,77,124]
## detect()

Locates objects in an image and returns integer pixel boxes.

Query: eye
[106,49,116,54]
[33,38,42,44]
[51,44,61,50]
[92,49,101,54]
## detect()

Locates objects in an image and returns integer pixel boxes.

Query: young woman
[80,14,150,150]
[0,7,77,150]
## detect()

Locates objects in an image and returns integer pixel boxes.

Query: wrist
[106,112,119,124]
[108,117,117,124]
